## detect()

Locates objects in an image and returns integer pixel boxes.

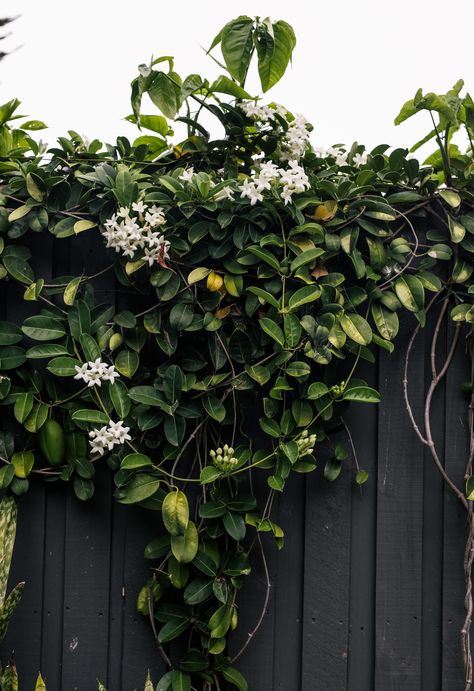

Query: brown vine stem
[147,581,172,668]
[231,532,271,663]
[404,297,474,687]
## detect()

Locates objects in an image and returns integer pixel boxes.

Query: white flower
[239,179,264,206]
[101,203,168,263]
[353,152,368,167]
[279,113,311,162]
[213,186,234,202]
[74,360,119,387]
[132,200,147,214]
[335,151,348,166]
[179,167,195,182]
[278,160,310,204]
[89,420,131,456]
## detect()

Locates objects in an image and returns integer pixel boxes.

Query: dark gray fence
[0,234,470,690]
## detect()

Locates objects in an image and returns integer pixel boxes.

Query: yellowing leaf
[311,201,338,221]
[73,219,97,234]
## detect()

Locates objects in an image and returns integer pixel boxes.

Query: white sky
[0,0,473,158]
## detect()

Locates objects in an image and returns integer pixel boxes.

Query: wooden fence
[0,233,471,690]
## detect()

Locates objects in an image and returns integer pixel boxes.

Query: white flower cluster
[74,359,119,387]
[239,101,311,162]
[102,201,170,266]
[279,114,311,162]
[239,160,310,206]
[315,146,368,167]
[239,101,287,122]
[89,420,131,457]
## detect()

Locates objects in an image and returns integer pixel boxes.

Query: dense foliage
[0,15,473,690]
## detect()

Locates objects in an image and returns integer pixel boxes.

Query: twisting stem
[231,533,271,663]
[147,580,172,668]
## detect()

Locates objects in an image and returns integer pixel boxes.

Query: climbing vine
[0,15,473,690]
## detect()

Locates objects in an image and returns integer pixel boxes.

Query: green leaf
[210,75,251,98]
[246,286,280,309]
[0,346,26,370]
[394,275,425,312]
[148,72,182,120]
[290,248,324,273]
[26,344,69,359]
[339,313,372,345]
[203,396,226,422]
[171,520,199,563]
[128,386,172,412]
[342,386,381,403]
[121,453,152,470]
[115,350,139,378]
[115,166,137,206]
[447,215,466,243]
[162,490,189,536]
[247,245,280,272]
[46,356,81,377]
[109,379,131,418]
[223,511,246,541]
[324,457,342,481]
[164,415,185,446]
[169,304,194,331]
[286,360,311,377]
[220,16,255,85]
[259,317,285,347]
[307,382,329,399]
[158,617,189,643]
[119,474,160,504]
[3,255,34,284]
[171,671,191,691]
[11,451,34,478]
[187,267,210,284]
[14,392,33,423]
[0,321,22,346]
[71,409,110,424]
[22,316,65,341]
[356,470,369,485]
[371,303,399,340]
[73,476,94,501]
[257,20,296,92]
[439,189,461,209]
[64,276,82,305]
[259,417,280,438]
[200,466,221,484]
[23,403,49,432]
[287,285,321,311]
[208,603,232,638]
[221,666,249,691]
[80,333,100,362]
[183,578,213,605]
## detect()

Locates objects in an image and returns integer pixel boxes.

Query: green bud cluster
[297,429,317,457]
[330,381,346,398]
[209,444,237,471]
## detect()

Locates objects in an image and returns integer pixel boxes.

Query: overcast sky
[1,1,473,158]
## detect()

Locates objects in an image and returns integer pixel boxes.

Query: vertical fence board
[60,472,112,689]
[302,454,352,689]
[272,474,305,691]
[442,323,471,691]
[347,361,378,691]
[375,329,424,690]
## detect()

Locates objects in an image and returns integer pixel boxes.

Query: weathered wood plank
[442,322,471,691]
[375,326,424,690]
[301,440,352,689]
[347,361,377,691]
